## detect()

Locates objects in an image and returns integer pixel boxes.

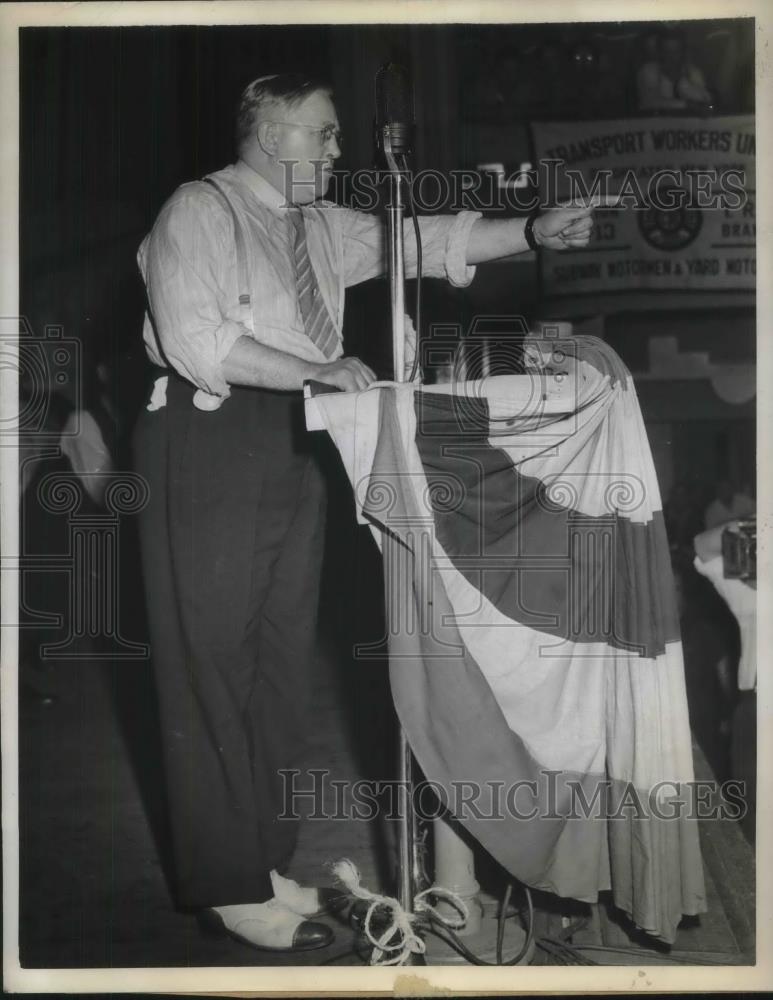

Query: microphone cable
[414,880,536,966]
[327,878,539,967]
[399,152,423,384]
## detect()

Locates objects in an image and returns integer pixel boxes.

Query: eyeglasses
[259,121,343,146]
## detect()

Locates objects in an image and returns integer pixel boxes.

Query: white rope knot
[330,858,469,966]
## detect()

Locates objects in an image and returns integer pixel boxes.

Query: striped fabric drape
[308,336,706,944]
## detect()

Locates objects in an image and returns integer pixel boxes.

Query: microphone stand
[304,137,534,966]
[382,134,406,386]
[376,130,532,969]
[379,129,422,928]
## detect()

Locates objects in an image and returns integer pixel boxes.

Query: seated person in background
[693,519,756,693]
[636,27,713,112]
[58,359,115,509]
[693,518,756,839]
[674,562,737,779]
[704,478,755,530]
[664,481,704,557]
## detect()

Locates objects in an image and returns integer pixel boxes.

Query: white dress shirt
[138,159,481,410]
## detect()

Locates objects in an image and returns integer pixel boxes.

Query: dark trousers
[133,375,326,908]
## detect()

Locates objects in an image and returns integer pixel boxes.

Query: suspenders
[146,176,254,414]
[203,176,251,307]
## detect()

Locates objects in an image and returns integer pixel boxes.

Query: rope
[331,858,469,966]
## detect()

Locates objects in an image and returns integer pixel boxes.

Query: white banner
[530,116,755,297]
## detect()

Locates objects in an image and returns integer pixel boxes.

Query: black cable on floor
[414,881,535,966]
[497,882,512,964]
[535,936,597,966]
[333,881,698,967]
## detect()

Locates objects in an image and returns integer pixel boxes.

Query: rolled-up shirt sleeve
[340,208,482,288]
[139,188,249,401]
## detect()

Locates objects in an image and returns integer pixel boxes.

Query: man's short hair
[235,73,333,152]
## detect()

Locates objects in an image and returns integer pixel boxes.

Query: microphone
[374,62,415,160]
[374,62,415,384]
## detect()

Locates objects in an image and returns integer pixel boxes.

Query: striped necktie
[288,207,338,359]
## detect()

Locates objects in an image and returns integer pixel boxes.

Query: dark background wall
[20,20,756,496]
[20,19,755,334]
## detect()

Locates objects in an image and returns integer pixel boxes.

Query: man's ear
[257,121,280,156]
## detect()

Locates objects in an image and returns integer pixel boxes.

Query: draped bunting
[307,336,706,944]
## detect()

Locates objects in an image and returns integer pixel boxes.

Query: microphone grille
[375,62,415,124]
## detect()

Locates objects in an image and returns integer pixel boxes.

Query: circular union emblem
[638,199,703,251]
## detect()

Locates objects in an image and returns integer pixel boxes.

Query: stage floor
[17,639,755,970]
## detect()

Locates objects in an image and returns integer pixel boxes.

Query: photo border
[1,0,771,994]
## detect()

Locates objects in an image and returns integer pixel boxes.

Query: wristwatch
[524,210,541,252]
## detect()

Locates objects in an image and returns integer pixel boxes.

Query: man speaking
[134,72,593,954]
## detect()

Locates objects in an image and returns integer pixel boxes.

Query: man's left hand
[534,205,595,250]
